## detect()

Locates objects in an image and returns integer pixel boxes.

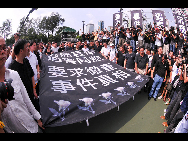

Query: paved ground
[45,90,168,133]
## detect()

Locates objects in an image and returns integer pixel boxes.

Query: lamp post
[82,21,85,33]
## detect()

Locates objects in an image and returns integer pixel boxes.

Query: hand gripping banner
[39,50,149,127]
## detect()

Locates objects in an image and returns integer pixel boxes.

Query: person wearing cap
[148,55,170,101]
[108,43,117,63]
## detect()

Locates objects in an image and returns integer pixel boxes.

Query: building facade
[98,21,104,31]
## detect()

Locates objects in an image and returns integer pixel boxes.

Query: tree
[39,12,65,37]
[0,19,12,39]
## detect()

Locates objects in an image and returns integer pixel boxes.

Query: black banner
[131,10,143,28]
[152,10,166,27]
[174,14,187,35]
[39,50,149,127]
[113,12,122,29]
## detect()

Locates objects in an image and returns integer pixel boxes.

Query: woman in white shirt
[0,37,44,133]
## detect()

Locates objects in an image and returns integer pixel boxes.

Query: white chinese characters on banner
[133,13,141,26]
[155,13,164,26]
[176,15,187,34]
[48,51,131,93]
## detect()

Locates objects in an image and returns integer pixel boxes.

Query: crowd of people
[0,21,188,133]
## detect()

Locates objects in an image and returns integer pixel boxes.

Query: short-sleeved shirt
[125,52,136,69]
[154,59,169,78]
[9,58,35,104]
[135,53,149,69]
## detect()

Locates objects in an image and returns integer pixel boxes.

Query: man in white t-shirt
[26,41,40,85]
[155,28,162,47]
[82,44,89,52]
[51,42,59,53]
[109,43,118,63]
[101,42,110,59]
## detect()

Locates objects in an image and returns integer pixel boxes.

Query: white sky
[0,8,175,38]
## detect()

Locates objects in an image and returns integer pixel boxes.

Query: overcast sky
[0,8,175,38]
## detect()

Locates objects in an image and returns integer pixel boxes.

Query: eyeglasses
[0,44,7,53]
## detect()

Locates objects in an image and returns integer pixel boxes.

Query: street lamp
[82,21,85,33]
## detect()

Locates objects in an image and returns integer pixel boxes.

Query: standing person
[94,41,102,53]
[101,42,110,59]
[118,26,126,47]
[148,55,169,101]
[124,46,136,72]
[135,47,149,75]
[81,32,86,42]
[0,37,44,133]
[163,33,170,55]
[137,27,144,47]
[14,33,20,43]
[58,42,65,52]
[116,46,126,67]
[9,39,39,111]
[82,44,89,52]
[51,42,59,53]
[155,28,162,50]
[177,32,184,55]
[109,43,117,63]
[130,27,137,52]
[26,41,40,92]
[151,46,163,78]
[45,44,52,55]
[169,29,177,55]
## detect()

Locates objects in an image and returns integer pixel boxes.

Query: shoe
[162,122,168,127]
[154,98,157,101]
[148,96,151,100]
[160,116,165,119]
[158,95,163,99]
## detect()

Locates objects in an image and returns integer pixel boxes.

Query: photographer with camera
[137,26,144,47]
[118,25,126,47]
[0,37,44,133]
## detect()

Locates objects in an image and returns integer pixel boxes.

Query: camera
[0,78,14,102]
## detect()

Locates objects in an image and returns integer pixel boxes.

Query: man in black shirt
[135,47,148,75]
[124,46,136,72]
[148,55,169,101]
[94,41,102,53]
[151,46,163,77]
[118,26,126,47]
[116,46,126,67]
[9,39,39,111]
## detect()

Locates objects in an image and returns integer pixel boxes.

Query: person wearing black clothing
[135,47,148,75]
[81,32,86,42]
[163,33,170,55]
[94,41,102,53]
[144,31,150,49]
[124,46,136,72]
[151,46,163,77]
[9,39,39,111]
[118,26,126,47]
[148,55,170,101]
[116,46,126,67]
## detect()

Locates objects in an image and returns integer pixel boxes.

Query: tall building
[86,24,94,34]
[98,21,104,31]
